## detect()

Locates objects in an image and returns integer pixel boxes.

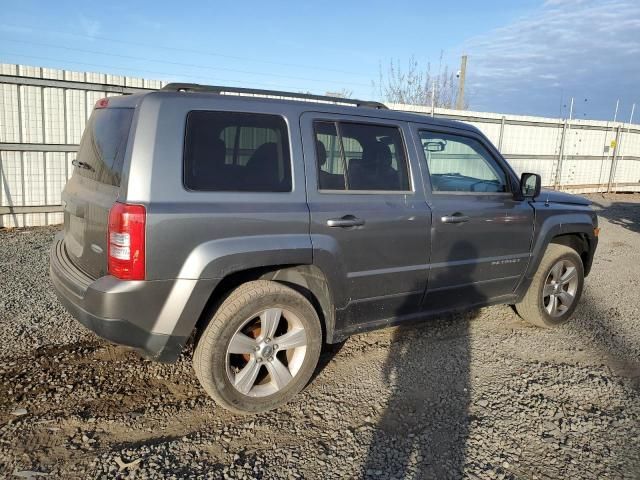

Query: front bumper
[49,234,187,362]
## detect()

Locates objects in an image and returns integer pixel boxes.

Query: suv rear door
[61,105,134,279]
[301,112,431,332]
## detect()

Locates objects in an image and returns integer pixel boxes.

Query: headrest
[248,142,278,166]
[316,140,327,167]
[362,142,392,168]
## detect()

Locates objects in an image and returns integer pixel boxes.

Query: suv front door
[301,113,431,335]
[412,124,535,310]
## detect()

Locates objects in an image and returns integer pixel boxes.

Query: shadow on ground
[568,292,640,477]
[590,195,640,234]
[361,222,640,478]
[363,241,482,479]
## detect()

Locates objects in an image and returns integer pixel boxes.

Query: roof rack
[161,83,388,109]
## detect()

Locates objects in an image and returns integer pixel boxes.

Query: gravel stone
[0,193,639,479]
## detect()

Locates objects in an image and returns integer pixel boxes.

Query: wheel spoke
[560,266,577,285]
[274,328,306,350]
[550,262,564,282]
[546,294,557,314]
[260,308,282,340]
[543,283,555,297]
[233,358,261,394]
[558,291,574,307]
[228,332,257,354]
[265,357,293,390]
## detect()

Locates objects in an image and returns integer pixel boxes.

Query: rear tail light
[107,202,146,280]
[95,98,109,109]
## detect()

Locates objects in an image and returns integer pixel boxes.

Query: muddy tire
[193,280,322,414]
[515,244,584,328]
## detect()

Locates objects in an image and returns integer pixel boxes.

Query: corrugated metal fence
[1,63,639,227]
[0,64,164,227]
[392,103,640,195]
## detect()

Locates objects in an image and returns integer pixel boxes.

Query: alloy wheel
[542,259,579,317]
[225,307,307,397]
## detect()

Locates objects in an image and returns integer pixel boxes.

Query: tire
[193,280,322,414]
[515,244,584,328]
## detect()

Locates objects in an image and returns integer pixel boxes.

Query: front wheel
[515,244,584,328]
[193,280,322,414]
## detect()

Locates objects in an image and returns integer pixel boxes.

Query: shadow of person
[590,197,640,234]
[363,241,484,479]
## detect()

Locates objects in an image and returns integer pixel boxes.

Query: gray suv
[50,84,599,414]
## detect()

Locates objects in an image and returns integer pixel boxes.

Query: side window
[184,111,291,192]
[313,121,410,192]
[419,131,507,193]
[314,122,346,190]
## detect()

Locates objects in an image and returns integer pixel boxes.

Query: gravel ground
[0,193,639,479]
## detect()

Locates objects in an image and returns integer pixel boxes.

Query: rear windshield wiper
[72,159,95,171]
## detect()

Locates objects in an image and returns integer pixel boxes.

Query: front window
[419,131,508,193]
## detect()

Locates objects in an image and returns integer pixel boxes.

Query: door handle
[441,213,470,224]
[326,215,365,228]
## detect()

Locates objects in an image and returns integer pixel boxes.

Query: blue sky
[0,0,638,121]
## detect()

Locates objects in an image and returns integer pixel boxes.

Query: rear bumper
[49,234,187,362]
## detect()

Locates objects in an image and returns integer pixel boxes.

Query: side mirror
[520,172,541,198]
[424,140,447,152]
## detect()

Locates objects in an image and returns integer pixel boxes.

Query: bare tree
[325,88,353,99]
[374,54,468,109]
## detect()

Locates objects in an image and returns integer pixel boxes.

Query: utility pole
[455,54,467,110]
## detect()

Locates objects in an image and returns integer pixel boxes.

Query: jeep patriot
[50,84,599,413]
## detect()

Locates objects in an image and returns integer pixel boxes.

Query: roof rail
[161,83,388,109]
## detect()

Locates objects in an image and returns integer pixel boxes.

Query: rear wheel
[515,244,584,328]
[193,280,322,414]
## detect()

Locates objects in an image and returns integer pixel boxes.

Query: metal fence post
[498,116,505,151]
[607,126,622,193]
[555,120,568,190]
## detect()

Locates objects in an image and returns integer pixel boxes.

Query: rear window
[75,108,134,186]
[314,121,410,191]
[183,111,292,192]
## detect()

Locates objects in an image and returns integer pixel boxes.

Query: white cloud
[463,0,640,118]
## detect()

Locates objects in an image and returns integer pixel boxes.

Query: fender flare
[154,234,313,337]
[515,212,596,298]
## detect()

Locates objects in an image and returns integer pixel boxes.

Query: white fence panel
[0,63,162,227]
[1,64,639,227]
[0,84,19,142]
[43,87,65,143]
[45,152,67,205]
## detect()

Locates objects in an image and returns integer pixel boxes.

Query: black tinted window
[313,121,410,191]
[184,111,291,192]
[314,122,346,190]
[75,108,134,186]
